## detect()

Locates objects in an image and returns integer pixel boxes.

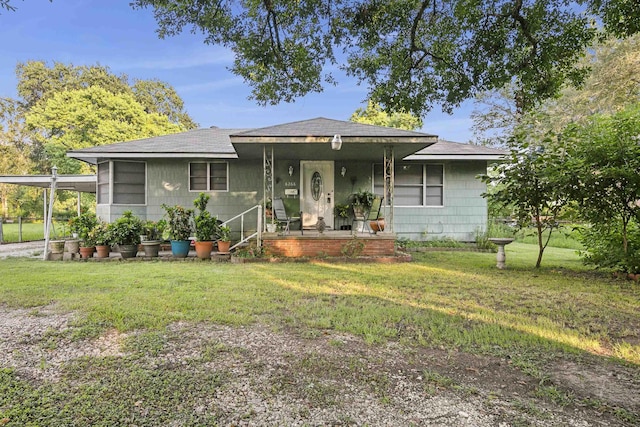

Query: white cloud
[177,77,244,93]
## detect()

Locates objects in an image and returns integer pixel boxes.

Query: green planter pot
[171,240,191,258]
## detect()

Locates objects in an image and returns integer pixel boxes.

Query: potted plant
[193,193,219,260]
[107,211,143,259]
[90,221,111,258]
[334,202,352,230]
[351,190,374,213]
[162,204,194,258]
[216,225,231,253]
[140,219,166,257]
[70,212,99,257]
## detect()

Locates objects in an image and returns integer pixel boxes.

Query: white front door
[301,161,334,229]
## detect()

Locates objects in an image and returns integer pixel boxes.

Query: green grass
[0,242,637,367]
[514,225,584,250]
[0,220,73,243]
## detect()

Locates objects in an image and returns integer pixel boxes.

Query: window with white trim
[97,161,109,205]
[113,161,146,205]
[374,163,444,206]
[189,162,228,192]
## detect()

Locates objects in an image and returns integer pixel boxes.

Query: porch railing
[220,205,262,251]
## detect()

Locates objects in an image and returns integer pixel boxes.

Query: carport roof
[0,174,96,193]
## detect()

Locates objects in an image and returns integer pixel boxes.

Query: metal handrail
[220,205,262,250]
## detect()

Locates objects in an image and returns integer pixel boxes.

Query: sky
[0,0,476,142]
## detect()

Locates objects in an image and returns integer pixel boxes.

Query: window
[189,162,228,191]
[374,163,444,206]
[97,162,109,205]
[113,161,146,205]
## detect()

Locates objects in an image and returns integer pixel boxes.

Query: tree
[25,87,183,174]
[132,79,197,129]
[350,101,422,130]
[563,103,640,272]
[132,0,639,117]
[481,132,569,268]
[0,97,34,216]
[472,33,640,146]
[15,61,197,129]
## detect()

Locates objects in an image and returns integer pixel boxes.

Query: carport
[0,167,96,259]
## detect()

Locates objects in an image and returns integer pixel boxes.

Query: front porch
[261,230,397,258]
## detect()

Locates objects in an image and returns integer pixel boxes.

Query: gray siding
[393,161,488,241]
[100,158,488,242]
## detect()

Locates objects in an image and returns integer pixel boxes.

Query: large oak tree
[132,0,639,117]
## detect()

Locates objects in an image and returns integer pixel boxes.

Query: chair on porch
[365,196,384,234]
[273,198,303,235]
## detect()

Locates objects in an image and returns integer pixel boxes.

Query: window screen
[97,162,109,205]
[113,161,146,205]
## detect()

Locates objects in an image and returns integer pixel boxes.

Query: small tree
[563,103,640,272]
[481,132,569,268]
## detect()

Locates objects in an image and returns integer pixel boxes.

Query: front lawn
[0,243,637,364]
[0,243,640,426]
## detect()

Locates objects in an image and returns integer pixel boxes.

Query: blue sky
[0,0,475,141]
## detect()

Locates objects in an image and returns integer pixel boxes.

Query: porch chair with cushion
[365,196,384,234]
[273,198,303,235]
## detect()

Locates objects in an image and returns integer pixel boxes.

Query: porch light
[331,134,342,150]
[341,166,346,177]
[288,165,294,176]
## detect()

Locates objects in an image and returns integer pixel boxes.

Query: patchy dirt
[0,305,638,426]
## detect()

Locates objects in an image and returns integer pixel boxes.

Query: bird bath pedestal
[488,238,515,269]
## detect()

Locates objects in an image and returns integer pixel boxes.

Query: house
[67,117,504,243]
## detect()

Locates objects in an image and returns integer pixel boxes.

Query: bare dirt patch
[1,305,638,426]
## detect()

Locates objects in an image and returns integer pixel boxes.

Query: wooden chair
[273,198,302,235]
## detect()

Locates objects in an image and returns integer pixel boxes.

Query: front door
[301,161,334,229]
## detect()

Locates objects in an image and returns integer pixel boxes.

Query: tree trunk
[535,212,544,268]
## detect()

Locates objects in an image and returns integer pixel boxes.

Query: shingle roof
[234,117,436,139]
[405,139,506,160]
[68,128,242,155]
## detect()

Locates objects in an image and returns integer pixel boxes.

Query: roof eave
[404,154,506,161]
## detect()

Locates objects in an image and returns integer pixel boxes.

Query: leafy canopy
[25,86,183,174]
[350,101,422,131]
[132,0,639,117]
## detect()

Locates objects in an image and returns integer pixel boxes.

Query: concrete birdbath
[488,238,515,269]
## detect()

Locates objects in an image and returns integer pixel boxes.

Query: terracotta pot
[195,241,214,259]
[79,246,95,259]
[217,240,231,253]
[95,245,111,258]
[370,218,385,233]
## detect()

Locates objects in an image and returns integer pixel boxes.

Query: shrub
[580,223,640,274]
[107,211,144,246]
[162,204,194,241]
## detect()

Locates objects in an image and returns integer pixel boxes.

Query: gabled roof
[68,128,244,164]
[230,117,438,160]
[405,139,506,161]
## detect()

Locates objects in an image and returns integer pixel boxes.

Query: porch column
[263,146,274,231]
[383,147,395,233]
[43,166,58,260]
